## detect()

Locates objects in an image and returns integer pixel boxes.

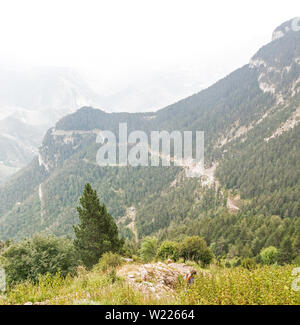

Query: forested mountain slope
[0,19,299,260]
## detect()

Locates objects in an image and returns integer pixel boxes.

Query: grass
[0,263,299,305]
[0,264,175,305]
[180,264,300,305]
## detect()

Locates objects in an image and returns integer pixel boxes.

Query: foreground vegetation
[1,257,299,305]
[181,264,300,305]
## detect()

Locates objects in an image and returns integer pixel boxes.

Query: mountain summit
[272,17,300,41]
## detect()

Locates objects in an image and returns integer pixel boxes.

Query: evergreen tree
[278,238,293,265]
[293,234,300,254]
[73,183,122,269]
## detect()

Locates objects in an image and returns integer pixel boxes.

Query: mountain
[0,67,102,122]
[0,67,103,183]
[88,63,223,113]
[0,63,228,184]
[0,19,299,260]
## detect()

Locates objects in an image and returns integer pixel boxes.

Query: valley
[0,17,300,306]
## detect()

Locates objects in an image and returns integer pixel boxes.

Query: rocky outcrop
[38,127,100,172]
[272,18,300,41]
[117,262,211,299]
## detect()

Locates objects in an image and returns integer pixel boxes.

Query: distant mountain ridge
[0,63,224,184]
[0,67,103,183]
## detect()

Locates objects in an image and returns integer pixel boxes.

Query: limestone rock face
[272,18,300,41]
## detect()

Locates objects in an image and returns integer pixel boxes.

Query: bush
[108,269,118,283]
[293,254,300,265]
[2,235,78,286]
[179,236,213,266]
[156,241,179,261]
[260,246,278,265]
[241,258,257,270]
[97,252,123,272]
[227,258,241,268]
[139,237,158,263]
[225,261,231,268]
[200,249,214,267]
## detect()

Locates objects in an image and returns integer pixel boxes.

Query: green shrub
[139,237,158,263]
[225,261,231,268]
[241,258,257,270]
[260,246,278,265]
[108,269,118,283]
[293,254,300,265]
[97,252,123,272]
[179,236,213,266]
[2,235,78,286]
[156,241,179,261]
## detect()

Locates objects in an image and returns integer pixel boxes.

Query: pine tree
[73,183,122,269]
[278,238,293,265]
[293,234,300,253]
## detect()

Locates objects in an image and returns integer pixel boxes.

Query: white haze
[0,0,299,112]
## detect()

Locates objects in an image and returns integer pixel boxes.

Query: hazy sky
[0,0,299,85]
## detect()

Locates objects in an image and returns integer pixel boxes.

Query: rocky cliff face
[247,20,300,144]
[38,127,100,172]
[272,18,300,41]
[251,19,300,101]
